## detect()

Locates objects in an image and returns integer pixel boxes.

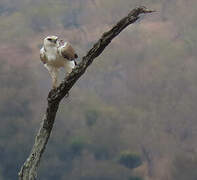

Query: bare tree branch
[18,6,154,180]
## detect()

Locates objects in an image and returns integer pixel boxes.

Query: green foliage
[79,177,116,180]
[90,145,110,160]
[0,5,14,16]
[172,154,197,180]
[68,136,87,156]
[117,151,142,169]
[128,176,143,180]
[85,109,99,127]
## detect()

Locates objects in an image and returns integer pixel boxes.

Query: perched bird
[40,35,78,88]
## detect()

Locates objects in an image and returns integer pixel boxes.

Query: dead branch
[18,6,154,180]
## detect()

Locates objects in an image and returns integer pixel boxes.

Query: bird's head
[44,35,59,48]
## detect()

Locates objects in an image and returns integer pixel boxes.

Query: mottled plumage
[40,35,78,88]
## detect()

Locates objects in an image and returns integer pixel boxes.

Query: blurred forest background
[0,0,197,179]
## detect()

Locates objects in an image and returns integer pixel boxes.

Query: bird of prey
[40,35,78,89]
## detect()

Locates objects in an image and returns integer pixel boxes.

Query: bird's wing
[40,47,47,64]
[59,42,78,60]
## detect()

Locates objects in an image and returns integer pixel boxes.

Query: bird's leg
[51,68,59,89]
[46,65,59,89]
[52,75,58,89]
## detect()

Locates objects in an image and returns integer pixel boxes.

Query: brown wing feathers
[61,43,78,60]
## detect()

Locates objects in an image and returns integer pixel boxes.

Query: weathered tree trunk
[18,7,154,180]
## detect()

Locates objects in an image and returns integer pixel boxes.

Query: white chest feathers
[45,46,65,68]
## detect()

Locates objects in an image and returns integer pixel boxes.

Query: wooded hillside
[0,0,197,179]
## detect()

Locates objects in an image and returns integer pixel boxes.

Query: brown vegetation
[0,0,197,180]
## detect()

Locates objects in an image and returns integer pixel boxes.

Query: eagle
[40,35,78,88]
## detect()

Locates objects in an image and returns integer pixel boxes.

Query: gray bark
[18,6,154,180]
